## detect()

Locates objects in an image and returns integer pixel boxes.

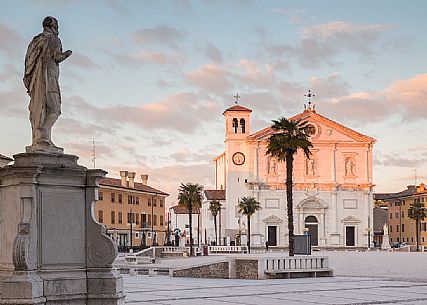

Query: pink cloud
[133,25,185,46]
[185,64,233,93]
[0,23,24,59]
[68,52,99,69]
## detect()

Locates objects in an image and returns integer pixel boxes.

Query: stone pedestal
[0,152,124,304]
[382,234,391,250]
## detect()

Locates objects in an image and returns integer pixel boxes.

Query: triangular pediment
[263,215,283,224]
[247,110,375,144]
[341,216,361,223]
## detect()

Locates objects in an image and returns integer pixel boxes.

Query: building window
[232,118,238,133]
[160,215,164,226]
[111,193,115,203]
[98,210,103,223]
[128,195,135,205]
[401,211,404,218]
[118,194,122,204]
[135,232,140,239]
[160,199,164,207]
[127,212,134,224]
[142,214,147,228]
[136,196,140,205]
[148,214,152,227]
[153,199,157,207]
[390,225,392,233]
[390,237,393,243]
[396,225,399,232]
[395,212,399,218]
[148,198,151,206]
[98,192,103,201]
[118,212,123,224]
[136,213,140,225]
[411,237,414,242]
[153,215,157,226]
[240,118,245,133]
[401,223,405,232]
[421,223,427,232]
[389,213,392,219]
[111,211,115,224]
[397,237,399,242]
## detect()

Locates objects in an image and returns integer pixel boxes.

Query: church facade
[203,103,375,248]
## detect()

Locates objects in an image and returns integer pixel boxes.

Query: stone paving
[122,251,427,304]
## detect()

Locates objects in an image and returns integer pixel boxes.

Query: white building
[169,205,201,247]
[202,103,376,248]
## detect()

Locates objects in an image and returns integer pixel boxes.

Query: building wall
[94,187,167,248]
[170,212,201,246]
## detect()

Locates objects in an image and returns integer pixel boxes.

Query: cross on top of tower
[304,89,316,111]
[233,93,241,104]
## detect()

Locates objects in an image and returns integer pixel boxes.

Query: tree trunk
[286,154,295,256]
[189,201,193,256]
[214,215,218,245]
[247,215,251,254]
[416,219,420,252]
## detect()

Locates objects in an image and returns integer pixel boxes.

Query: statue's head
[42,16,59,35]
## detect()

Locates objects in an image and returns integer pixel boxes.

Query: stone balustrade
[208,246,248,254]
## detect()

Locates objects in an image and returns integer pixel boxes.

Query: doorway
[267,226,277,246]
[305,215,318,246]
[346,226,355,246]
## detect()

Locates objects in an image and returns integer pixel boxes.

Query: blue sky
[1,0,426,203]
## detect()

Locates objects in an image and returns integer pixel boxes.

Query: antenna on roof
[233,93,241,105]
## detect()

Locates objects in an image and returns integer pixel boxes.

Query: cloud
[0,88,27,118]
[201,42,224,64]
[185,64,233,93]
[68,52,99,69]
[65,93,220,133]
[270,8,306,25]
[0,23,24,59]
[133,25,185,46]
[169,148,217,163]
[114,49,185,66]
[266,21,391,67]
[55,117,114,138]
[387,74,427,120]
[308,73,350,98]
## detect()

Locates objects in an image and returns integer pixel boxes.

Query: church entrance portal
[346,226,355,246]
[267,226,277,246]
[305,216,318,246]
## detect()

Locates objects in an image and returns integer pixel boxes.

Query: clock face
[232,152,245,165]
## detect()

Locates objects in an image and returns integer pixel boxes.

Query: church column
[254,142,260,181]
[332,144,337,182]
[331,192,337,233]
[320,212,326,245]
[299,212,304,234]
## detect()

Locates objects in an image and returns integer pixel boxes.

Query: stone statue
[345,157,355,176]
[23,16,72,152]
[306,158,316,175]
[268,157,276,174]
[383,223,388,236]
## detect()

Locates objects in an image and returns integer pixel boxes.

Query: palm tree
[208,200,222,245]
[266,117,313,256]
[408,200,427,252]
[238,197,262,253]
[178,183,204,256]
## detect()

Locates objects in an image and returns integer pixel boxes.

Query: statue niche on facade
[23,16,72,152]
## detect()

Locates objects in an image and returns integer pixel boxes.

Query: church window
[240,118,246,133]
[232,118,238,133]
[304,124,316,136]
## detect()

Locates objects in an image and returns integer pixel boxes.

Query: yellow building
[386,183,427,246]
[94,170,169,251]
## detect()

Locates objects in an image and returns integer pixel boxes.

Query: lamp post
[127,207,133,251]
[365,227,372,250]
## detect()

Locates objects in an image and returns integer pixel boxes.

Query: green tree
[208,200,222,245]
[178,183,204,256]
[408,199,427,251]
[238,197,262,253]
[266,117,312,256]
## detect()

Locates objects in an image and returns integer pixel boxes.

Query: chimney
[141,174,149,186]
[119,171,128,187]
[128,172,136,188]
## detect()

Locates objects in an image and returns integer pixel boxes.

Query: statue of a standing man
[23,16,72,152]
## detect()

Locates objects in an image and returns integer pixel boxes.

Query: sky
[1,0,426,205]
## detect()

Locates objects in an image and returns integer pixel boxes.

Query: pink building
[203,102,376,248]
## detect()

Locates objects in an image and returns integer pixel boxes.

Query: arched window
[240,118,246,133]
[305,215,318,223]
[232,118,238,133]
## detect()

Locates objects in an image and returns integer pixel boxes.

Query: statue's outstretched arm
[52,36,72,63]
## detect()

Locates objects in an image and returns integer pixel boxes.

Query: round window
[304,124,316,136]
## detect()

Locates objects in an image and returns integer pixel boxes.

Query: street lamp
[365,227,372,250]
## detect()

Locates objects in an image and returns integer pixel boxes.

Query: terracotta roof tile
[204,190,226,200]
[223,105,252,114]
[171,205,200,214]
[99,177,169,196]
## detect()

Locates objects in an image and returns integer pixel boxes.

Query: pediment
[341,216,361,224]
[263,215,283,224]
[298,198,327,209]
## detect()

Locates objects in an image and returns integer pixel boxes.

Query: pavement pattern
[122,251,427,304]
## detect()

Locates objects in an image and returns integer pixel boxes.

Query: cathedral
[202,100,375,248]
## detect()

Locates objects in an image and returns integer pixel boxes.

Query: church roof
[99,177,169,196]
[223,104,252,115]
[246,109,376,143]
[171,205,200,214]
[0,154,13,161]
[204,190,226,201]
